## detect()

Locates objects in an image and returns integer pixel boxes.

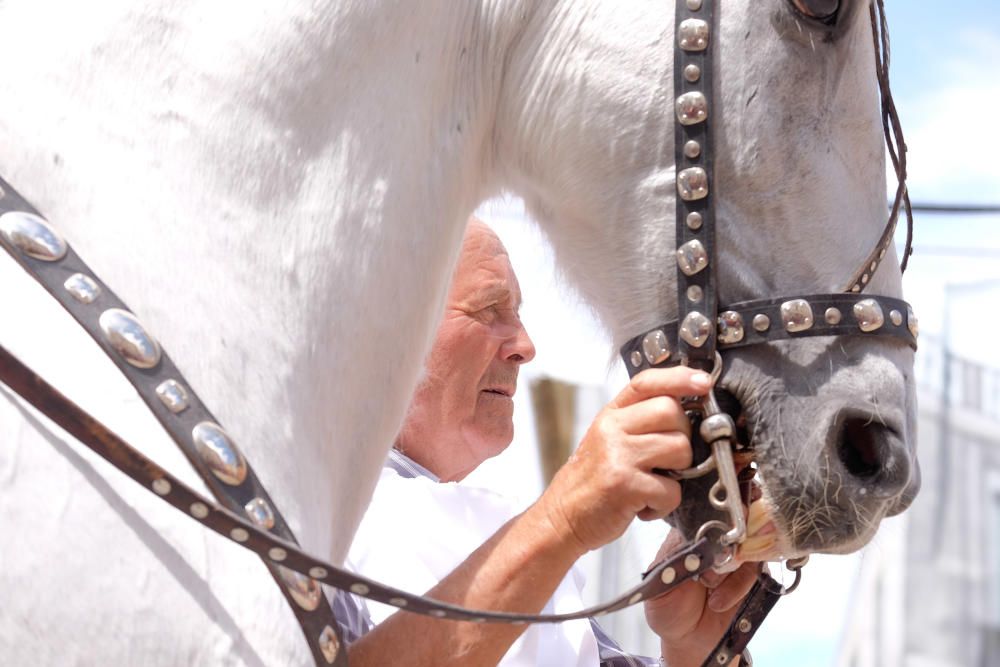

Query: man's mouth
[482,388,513,398]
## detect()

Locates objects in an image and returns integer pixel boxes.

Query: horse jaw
[496,0,918,557]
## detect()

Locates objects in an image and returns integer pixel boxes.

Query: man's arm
[348,367,711,666]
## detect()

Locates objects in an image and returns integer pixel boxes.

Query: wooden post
[530,377,577,485]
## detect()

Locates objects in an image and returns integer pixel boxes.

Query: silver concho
[319,626,341,664]
[0,211,68,262]
[677,167,709,201]
[192,421,248,486]
[680,312,712,348]
[64,273,101,304]
[98,308,162,369]
[780,299,814,333]
[156,379,190,414]
[678,19,709,52]
[853,298,884,332]
[907,306,919,339]
[676,239,709,276]
[825,307,842,325]
[642,330,671,365]
[717,311,745,345]
[676,92,708,126]
[279,566,322,611]
[245,497,275,530]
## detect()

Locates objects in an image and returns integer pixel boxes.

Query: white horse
[0,0,917,664]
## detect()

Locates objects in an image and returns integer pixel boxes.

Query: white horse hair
[0,0,916,664]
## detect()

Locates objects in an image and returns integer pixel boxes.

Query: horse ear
[788,0,840,21]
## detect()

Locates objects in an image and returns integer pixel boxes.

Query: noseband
[0,1,915,666]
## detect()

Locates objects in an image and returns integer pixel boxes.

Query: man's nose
[504,323,536,364]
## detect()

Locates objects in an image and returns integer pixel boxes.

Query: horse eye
[789,0,840,22]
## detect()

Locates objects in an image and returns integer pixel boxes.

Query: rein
[0,1,915,666]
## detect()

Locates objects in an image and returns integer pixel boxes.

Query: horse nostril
[837,417,885,479]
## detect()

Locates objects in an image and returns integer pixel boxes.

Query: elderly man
[340,219,757,666]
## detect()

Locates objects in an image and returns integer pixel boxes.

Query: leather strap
[621,292,916,377]
[0,178,347,667]
[0,340,723,626]
[673,0,718,371]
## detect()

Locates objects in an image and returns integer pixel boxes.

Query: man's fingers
[631,432,694,471]
[616,397,691,437]
[634,474,682,522]
[707,562,760,613]
[613,367,712,408]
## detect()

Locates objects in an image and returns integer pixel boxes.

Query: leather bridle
[0,1,915,666]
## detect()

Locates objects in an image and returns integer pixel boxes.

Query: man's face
[399,223,535,481]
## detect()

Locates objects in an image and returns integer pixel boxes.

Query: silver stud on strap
[680,312,712,348]
[717,311,745,344]
[686,285,703,302]
[677,167,709,201]
[684,554,702,572]
[245,497,275,530]
[678,19,710,51]
[825,307,842,325]
[684,64,701,83]
[0,211,68,261]
[780,299,814,333]
[152,478,171,496]
[677,239,709,276]
[686,0,703,10]
[279,566,322,611]
[642,330,671,365]
[319,626,341,664]
[889,309,903,326]
[752,314,770,332]
[268,547,287,562]
[630,350,643,368]
[98,308,162,369]
[676,92,708,126]
[64,273,101,304]
[192,421,248,486]
[190,502,209,519]
[661,566,677,585]
[907,306,919,339]
[686,212,704,230]
[853,299,885,332]
[309,566,328,579]
[156,379,190,414]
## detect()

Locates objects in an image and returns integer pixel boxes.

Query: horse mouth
[716,390,789,564]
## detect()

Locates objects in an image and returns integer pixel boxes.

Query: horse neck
[0,0,516,560]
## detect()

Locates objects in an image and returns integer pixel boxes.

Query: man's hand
[536,367,711,555]
[644,530,759,667]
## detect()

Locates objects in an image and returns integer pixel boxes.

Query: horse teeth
[747,499,771,535]
[737,534,778,561]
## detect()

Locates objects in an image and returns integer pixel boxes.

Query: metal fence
[916,332,1000,421]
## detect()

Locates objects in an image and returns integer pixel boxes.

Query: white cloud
[901,28,1000,202]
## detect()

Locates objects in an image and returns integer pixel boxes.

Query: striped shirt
[332,449,659,666]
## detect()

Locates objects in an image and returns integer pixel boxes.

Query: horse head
[493,0,917,561]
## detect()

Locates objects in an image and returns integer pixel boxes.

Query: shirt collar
[385,448,440,482]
